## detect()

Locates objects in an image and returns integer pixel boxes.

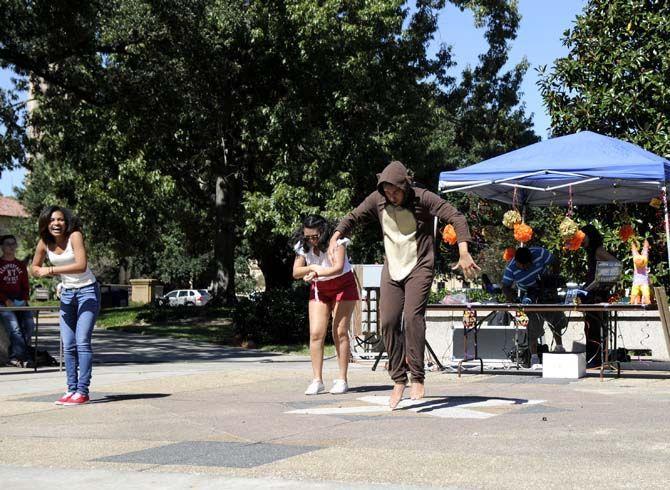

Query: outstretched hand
[451,252,481,280]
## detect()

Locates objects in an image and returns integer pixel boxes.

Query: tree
[538,0,670,155]
[244,0,540,279]
[537,0,670,284]
[0,76,28,174]
[426,0,539,277]
[242,0,461,282]
[1,1,537,298]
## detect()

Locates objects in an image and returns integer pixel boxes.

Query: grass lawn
[30,299,61,307]
[105,322,236,344]
[96,305,235,343]
[96,306,146,328]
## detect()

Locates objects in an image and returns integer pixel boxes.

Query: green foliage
[0,83,26,170]
[232,284,309,345]
[2,0,538,299]
[536,0,670,285]
[538,0,670,156]
[428,287,503,304]
[28,275,58,300]
[234,255,259,296]
[463,205,668,290]
[153,224,212,288]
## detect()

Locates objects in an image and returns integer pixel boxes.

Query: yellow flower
[559,217,579,240]
[502,210,522,229]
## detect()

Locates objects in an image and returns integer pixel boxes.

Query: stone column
[129,278,160,304]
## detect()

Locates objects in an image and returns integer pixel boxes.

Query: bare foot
[389,383,406,410]
[410,381,425,400]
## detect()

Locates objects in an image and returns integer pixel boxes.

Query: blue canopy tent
[438,131,670,265]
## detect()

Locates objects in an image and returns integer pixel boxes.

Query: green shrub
[428,288,503,305]
[233,284,309,345]
[29,276,59,301]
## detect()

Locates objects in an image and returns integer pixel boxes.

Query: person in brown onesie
[328,161,479,409]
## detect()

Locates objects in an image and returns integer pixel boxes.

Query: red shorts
[310,271,360,303]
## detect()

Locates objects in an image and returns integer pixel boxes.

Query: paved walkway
[2,316,670,489]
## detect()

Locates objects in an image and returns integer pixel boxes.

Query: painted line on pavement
[287,396,545,419]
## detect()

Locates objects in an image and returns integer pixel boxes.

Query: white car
[159,289,210,307]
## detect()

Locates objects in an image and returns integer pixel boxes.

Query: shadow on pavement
[33,320,282,366]
[404,395,530,413]
[583,371,670,380]
[347,384,394,393]
[0,368,62,376]
[258,358,311,363]
[91,393,171,404]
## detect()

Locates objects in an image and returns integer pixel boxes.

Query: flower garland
[618,223,635,242]
[513,222,533,243]
[559,217,579,240]
[515,310,529,328]
[502,247,515,261]
[502,188,534,244]
[564,230,585,251]
[442,224,457,245]
[502,210,522,229]
[560,188,584,251]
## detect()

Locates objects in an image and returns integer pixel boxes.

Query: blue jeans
[60,282,100,395]
[1,310,35,360]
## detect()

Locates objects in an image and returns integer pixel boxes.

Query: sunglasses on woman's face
[304,234,320,240]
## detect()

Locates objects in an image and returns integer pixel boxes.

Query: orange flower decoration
[502,247,515,261]
[513,223,533,243]
[618,224,634,242]
[442,224,457,245]
[564,230,585,251]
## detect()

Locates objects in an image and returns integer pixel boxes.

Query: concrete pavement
[2,315,670,489]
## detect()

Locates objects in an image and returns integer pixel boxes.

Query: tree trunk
[211,169,238,305]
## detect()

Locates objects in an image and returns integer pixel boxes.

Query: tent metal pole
[520,203,526,248]
[663,186,670,270]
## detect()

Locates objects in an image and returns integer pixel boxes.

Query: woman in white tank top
[292,215,360,396]
[31,206,100,406]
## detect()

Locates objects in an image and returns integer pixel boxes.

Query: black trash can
[100,284,130,309]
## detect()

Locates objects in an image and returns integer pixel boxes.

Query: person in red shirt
[0,234,35,366]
